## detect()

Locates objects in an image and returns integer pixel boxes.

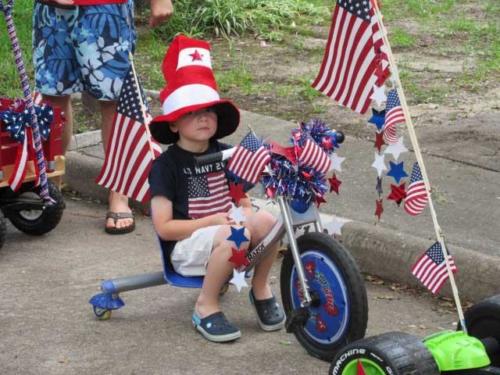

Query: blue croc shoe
[249,289,286,331]
[192,311,241,343]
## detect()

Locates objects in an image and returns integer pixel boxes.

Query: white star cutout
[324,216,349,236]
[329,153,346,172]
[371,84,387,106]
[384,137,408,160]
[230,269,248,292]
[229,204,247,224]
[372,152,387,177]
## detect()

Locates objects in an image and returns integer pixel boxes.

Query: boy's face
[169,108,218,142]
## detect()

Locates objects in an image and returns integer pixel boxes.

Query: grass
[0,0,34,98]
[390,28,416,48]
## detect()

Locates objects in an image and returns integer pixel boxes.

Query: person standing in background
[33,0,173,234]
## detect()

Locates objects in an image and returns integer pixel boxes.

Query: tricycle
[90,124,369,361]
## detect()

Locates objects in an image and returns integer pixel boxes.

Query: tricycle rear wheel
[280,232,368,361]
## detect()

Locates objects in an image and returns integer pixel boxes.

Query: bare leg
[245,211,280,300]
[100,100,133,230]
[195,225,251,318]
[42,95,73,154]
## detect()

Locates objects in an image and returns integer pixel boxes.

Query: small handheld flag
[412,242,457,294]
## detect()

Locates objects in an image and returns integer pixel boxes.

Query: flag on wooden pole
[312,0,389,114]
[96,66,162,203]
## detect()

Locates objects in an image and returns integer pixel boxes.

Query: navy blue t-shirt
[149,140,233,253]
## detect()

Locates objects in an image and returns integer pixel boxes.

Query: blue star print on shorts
[33,1,137,100]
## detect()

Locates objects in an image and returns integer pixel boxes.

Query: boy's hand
[209,212,236,226]
[150,0,174,27]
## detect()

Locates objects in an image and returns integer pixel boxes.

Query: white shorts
[171,225,222,277]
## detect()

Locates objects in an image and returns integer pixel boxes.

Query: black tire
[463,294,500,365]
[280,232,368,361]
[0,215,6,249]
[8,180,65,235]
[329,332,440,375]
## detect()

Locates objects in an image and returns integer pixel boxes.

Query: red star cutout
[328,174,342,194]
[357,360,367,375]
[374,131,386,152]
[229,182,246,205]
[375,199,384,220]
[315,195,327,208]
[189,49,203,61]
[229,247,249,268]
[387,183,406,205]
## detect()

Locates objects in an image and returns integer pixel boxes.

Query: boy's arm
[149,0,174,27]
[151,196,235,241]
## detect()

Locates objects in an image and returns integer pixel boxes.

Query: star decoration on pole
[387,161,408,183]
[229,182,246,205]
[368,108,386,131]
[189,49,203,61]
[328,174,342,194]
[229,247,250,268]
[229,204,247,224]
[227,226,249,248]
[324,216,349,236]
[371,84,387,107]
[375,199,384,220]
[387,183,407,205]
[329,153,346,172]
[372,152,387,177]
[376,177,383,195]
[230,269,248,292]
[315,194,327,208]
[374,131,386,152]
[384,136,408,160]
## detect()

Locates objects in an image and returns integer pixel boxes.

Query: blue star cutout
[227,226,249,248]
[387,161,408,183]
[368,108,386,131]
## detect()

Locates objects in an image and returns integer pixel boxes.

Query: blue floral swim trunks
[33,1,136,101]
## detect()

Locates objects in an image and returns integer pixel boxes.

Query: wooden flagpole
[370,0,467,331]
[129,53,157,160]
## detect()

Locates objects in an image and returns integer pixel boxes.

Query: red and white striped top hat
[150,35,239,144]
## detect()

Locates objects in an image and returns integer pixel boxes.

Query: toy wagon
[0,98,66,247]
[0,0,65,248]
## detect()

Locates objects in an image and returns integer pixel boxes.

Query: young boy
[148,35,285,343]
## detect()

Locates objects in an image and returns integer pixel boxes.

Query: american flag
[385,89,405,126]
[227,132,271,184]
[96,67,162,203]
[312,0,389,114]
[299,138,331,174]
[404,162,428,215]
[412,242,457,294]
[188,171,232,218]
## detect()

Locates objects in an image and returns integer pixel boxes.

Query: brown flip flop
[105,211,135,235]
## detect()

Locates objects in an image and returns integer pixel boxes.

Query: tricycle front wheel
[280,232,368,361]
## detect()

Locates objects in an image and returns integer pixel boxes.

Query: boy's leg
[100,100,133,230]
[41,95,73,154]
[195,225,251,318]
[244,211,280,300]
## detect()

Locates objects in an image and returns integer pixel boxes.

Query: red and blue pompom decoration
[262,155,328,213]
